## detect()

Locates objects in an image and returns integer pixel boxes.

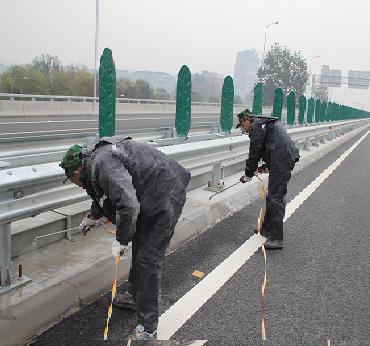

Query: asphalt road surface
[33,128,370,346]
[0,113,219,142]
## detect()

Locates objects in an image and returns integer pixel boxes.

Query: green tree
[313,84,328,101]
[258,43,309,106]
[0,65,48,94]
[135,79,153,99]
[153,88,170,100]
[69,68,94,96]
[32,54,62,75]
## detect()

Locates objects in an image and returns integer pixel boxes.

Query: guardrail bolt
[14,190,24,199]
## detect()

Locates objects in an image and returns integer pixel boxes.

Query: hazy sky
[1,0,370,77]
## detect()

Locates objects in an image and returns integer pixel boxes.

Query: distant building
[320,65,342,88]
[233,49,260,101]
[192,70,224,102]
[116,69,176,94]
[348,70,370,89]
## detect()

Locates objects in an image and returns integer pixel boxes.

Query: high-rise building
[233,49,260,101]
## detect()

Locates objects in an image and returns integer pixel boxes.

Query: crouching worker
[236,109,300,249]
[60,137,191,341]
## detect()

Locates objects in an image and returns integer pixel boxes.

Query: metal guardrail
[0,92,246,108]
[0,119,367,293]
[0,119,364,224]
[0,121,357,167]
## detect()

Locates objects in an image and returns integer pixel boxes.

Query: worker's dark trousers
[127,190,186,332]
[263,154,295,241]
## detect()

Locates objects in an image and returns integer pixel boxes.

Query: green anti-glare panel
[175,65,192,137]
[252,82,263,115]
[272,88,283,120]
[307,97,315,123]
[315,99,321,122]
[220,76,234,133]
[298,95,307,125]
[321,101,328,122]
[99,48,116,138]
[286,91,296,125]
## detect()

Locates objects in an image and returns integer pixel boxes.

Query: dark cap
[236,109,253,128]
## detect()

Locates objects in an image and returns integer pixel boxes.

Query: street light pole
[261,20,279,69]
[93,0,100,112]
[309,55,320,97]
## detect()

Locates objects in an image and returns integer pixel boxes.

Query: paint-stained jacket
[80,137,191,245]
[245,118,300,177]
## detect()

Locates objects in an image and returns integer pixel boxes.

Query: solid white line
[158,235,263,340]
[157,129,370,340]
[189,341,207,345]
[284,129,370,221]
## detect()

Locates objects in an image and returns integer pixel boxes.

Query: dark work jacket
[245,118,300,177]
[80,137,191,245]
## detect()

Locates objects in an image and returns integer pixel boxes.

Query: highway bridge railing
[0,119,367,294]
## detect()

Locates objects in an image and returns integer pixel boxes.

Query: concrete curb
[0,123,369,346]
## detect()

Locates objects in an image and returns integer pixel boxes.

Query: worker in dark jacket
[60,137,191,341]
[236,109,300,249]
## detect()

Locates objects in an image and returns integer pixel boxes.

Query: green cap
[59,145,82,178]
[236,109,253,128]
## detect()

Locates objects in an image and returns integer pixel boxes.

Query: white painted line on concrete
[284,130,370,221]
[158,129,370,340]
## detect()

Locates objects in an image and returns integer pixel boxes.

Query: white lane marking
[158,235,264,340]
[189,341,207,345]
[158,129,370,340]
[284,129,370,221]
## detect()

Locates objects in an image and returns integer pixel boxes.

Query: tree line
[0,54,171,100]
[1,45,320,106]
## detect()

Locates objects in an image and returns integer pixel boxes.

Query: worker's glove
[239,175,252,183]
[79,214,97,236]
[257,164,269,174]
[111,240,128,257]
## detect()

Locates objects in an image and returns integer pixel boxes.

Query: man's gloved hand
[240,175,252,183]
[79,214,97,236]
[111,239,128,257]
[257,164,269,174]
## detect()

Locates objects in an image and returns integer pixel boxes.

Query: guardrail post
[160,127,175,139]
[303,137,311,151]
[327,131,333,141]
[312,135,320,147]
[207,163,223,191]
[0,223,12,287]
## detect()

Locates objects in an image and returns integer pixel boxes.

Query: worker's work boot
[112,291,137,310]
[264,238,283,250]
[129,324,157,341]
